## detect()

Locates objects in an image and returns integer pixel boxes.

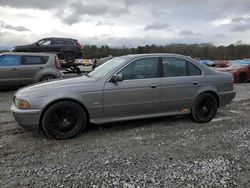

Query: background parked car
[216,62,250,83]
[199,60,216,67]
[12,37,83,64]
[0,52,63,88]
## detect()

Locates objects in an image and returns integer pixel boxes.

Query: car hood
[14,44,34,49]
[16,76,100,98]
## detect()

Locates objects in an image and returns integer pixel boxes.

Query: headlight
[14,98,31,109]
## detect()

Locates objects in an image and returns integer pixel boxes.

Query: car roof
[1,52,56,56]
[121,53,193,59]
[44,37,77,41]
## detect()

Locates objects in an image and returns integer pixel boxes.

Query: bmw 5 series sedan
[11,53,236,139]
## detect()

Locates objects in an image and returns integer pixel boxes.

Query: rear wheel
[64,52,76,64]
[191,93,218,123]
[238,72,247,83]
[42,101,87,139]
[40,75,56,82]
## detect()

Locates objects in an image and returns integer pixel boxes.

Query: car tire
[191,93,218,123]
[64,52,76,64]
[40,75,56,82]
[42,101,87,140]
[238,72,247,83]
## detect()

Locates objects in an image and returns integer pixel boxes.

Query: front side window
[38,39,51,46]
[119,57,158,80]
[163,57,201,77]
[0,55,21,66]
[22,56,48,65]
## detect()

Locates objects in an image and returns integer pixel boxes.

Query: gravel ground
[0,84,249,187]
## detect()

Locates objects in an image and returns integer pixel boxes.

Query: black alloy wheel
[191,93,218,123]
[64,52,76,64]
[238,73,247,83]
[40,75,56,82]
[42,101,87,139]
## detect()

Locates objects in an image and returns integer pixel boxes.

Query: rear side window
[188,62,202,75]
[163,57,188,77]
[163,57,201,77]
[0,55,21,66]
[52,39,66,45]
[22,56,49,65]
[65,40,74,46]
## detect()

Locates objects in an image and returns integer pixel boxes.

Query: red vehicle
[217,62,250,83]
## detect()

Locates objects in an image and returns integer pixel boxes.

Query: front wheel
[191,93,218,123]
[42,101,87,139]
[40,75,56,82]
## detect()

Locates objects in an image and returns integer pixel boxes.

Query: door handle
[150,85,158,88]
[193,81,199,85]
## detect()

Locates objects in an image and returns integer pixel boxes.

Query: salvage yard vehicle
[0,52,63,88]
[217,62,250,83]
[12,37,84,64]
[11,53,236,139]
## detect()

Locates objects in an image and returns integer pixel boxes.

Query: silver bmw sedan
[11,53,236,139]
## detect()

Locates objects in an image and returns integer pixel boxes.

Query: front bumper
[218,90,236,106]
[11,105,42,132]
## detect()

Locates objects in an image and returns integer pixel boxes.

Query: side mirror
[111,73,123,82]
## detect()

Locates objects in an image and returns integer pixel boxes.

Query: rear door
[0,55,21,87]
[19,55,49,85]
[50,39,65,56]
[160,57,203,113]
[103,57,161,118]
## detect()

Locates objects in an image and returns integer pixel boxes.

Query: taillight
[76,42,83,50]
[55,56,61,69]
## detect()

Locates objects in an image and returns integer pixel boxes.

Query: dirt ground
[0,84,249,188]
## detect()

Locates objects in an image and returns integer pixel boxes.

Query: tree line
[83,43,250,60]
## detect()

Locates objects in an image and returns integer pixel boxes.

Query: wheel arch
[39,98,90,131]
[195,90,220,107]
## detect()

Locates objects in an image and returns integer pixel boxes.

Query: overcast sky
[0,0,250,49]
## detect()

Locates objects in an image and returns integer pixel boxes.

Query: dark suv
[12,37,83,64]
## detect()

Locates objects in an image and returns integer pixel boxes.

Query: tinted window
[163,57,188,77]
[119,57,158,80]
[163,57,202,77]
[188,62,201,75]
[0,55,21,66]
[65,40,74,46]
[38,39,51,46]
[52,39,65,45]
[22,56,49,65]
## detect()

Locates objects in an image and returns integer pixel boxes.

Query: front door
[103,57,160,118]
[0,55,21,88]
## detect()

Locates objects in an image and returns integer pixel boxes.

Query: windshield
[89,57,128,78]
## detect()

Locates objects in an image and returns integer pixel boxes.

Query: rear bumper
[218,90,236,106]
[11,105,42,132]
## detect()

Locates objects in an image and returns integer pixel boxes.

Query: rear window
[0,55,21,66]
[22,56,49,65]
